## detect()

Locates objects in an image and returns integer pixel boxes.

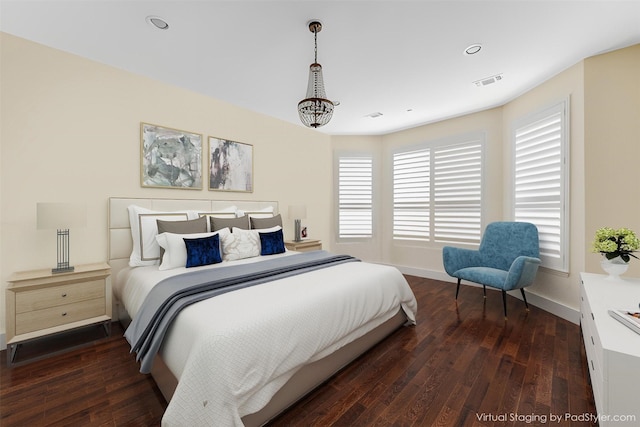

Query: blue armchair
[442,221,541,318]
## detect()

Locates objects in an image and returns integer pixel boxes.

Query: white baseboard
[393,264,580,325]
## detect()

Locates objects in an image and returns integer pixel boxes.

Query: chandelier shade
[298,21,334,128]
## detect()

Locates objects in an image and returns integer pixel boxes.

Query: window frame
[511,98,570,273]
[334,151,375,242]
[391,132,486,247]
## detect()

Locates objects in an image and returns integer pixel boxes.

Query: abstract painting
[141,123,202,189]
[208,137,253,192]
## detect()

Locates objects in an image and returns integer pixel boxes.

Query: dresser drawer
[15,297,106,335]
[15,280,105,313]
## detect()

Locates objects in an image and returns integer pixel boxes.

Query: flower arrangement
[592,227,640,262]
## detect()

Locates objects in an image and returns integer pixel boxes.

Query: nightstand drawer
[15,297,106,335]
[15,280,105,313]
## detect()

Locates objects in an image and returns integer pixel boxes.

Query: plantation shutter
[393,148,430,241]
[513,101,568,271]
[338,156,373,238]
[433,141,483,244]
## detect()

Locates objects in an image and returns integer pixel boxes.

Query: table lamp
[37,203,87,273]
[288,205,307,242]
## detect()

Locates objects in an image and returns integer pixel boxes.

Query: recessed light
[146,15,169,30]
[464,44,482,55]
[365,112,383,118]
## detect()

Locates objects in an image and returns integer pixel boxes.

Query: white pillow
[221,227,261,261]
[156,228,230,270]
[127,205,199,267]
[221,226,283,261]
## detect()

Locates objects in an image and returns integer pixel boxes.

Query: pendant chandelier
[298,21,335,128]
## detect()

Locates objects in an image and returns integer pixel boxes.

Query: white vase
[600,255,629,279]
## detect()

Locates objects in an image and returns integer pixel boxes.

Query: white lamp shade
[288,205,307,220]
[37,203,87,229]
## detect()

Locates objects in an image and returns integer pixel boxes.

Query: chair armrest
[442,246,483,276]
[504,256,541,290]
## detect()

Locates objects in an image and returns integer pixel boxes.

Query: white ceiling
[2,1,640,135]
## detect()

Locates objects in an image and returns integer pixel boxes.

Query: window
[393,134,484,244]
[512,99,569,272]
[393,148,430,241]
[337,155,373,239]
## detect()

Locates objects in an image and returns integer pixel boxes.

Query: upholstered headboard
[108,197,279,285]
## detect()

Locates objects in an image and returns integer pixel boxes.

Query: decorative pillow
[197,206,238,231]
[127,205,198,267]
[259,229,286,255]
[221,227,261,261]
[239,206,274,220]
[157,216,208,260]
[250,214,282,230]
[184,234,223,268]
[156,229,229,270]
[210,216,250,232]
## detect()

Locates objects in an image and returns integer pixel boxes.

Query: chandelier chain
[314,28,318,63]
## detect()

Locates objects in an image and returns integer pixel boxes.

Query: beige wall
[0,33,332,339]
[2,31,638,340]
[380,108,504,275]
[332,45,639,322]
[584,44,640,276]
[502,61,585,316]
[330,135,383,261]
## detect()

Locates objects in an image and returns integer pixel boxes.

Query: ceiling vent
[473,73,503,87]
[365,112,384,118]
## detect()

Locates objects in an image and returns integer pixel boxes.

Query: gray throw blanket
[125,251,358,373]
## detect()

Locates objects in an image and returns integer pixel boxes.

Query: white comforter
[115,253,417,426]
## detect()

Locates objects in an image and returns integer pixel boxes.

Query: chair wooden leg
[455,278,461,300]
[483,285,487,299]
[501,290,508,319]
[520,288,530,311]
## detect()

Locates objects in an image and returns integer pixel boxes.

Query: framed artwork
[140,123,202,189]
[208,137,253,192]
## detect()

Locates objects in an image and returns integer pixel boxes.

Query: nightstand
[284,239,322,252]
[5,262,111,365]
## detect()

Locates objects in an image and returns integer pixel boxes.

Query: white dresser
[580,272,640,425]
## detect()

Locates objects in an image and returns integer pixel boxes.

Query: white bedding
[115,254,417,426]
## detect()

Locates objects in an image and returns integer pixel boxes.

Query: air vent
[473,74,503,87]
[365,112,384,118]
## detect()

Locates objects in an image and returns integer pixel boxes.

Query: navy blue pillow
[183,234,222,268]
[259,229,285,256]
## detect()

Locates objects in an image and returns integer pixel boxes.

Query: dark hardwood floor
[0,276,596,426]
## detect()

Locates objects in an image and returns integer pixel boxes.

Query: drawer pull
[61,293,67,298]
[591,313,594,320]
[591,336,594,345]
[590,359,595,371]
[61,312,67,317]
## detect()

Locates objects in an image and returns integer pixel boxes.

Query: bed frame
[108,197,408,426]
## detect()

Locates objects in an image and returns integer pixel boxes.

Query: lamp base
[52,266,74,274]
[294,219,302,242]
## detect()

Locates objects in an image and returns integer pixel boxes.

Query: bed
[108,197,417,426]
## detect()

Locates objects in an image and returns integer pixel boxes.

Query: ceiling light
[298,20,335,128]
[366,112,383,118]
[146,16,169,30]
[464,44,482,55]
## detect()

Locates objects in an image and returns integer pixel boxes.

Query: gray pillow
[250,214,282,230]
[210,216,250,232]
[156,216,208,260]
